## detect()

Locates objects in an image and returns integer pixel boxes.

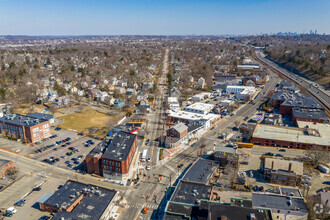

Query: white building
[191,92,211,102]
[168,97,180,111]
[226,85,256,100]
[184,102,214,115]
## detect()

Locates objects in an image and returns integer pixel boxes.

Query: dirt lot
[58,107,123,138]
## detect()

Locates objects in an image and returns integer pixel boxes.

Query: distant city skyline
[0,0,329,35]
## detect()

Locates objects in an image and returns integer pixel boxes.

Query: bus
[237,142,253,148]
[141,149,148,162]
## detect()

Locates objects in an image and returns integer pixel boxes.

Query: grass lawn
[58,108,123,137]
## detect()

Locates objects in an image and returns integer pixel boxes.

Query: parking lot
[30,131,100,171]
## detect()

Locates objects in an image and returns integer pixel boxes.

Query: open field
[58,107,124,137]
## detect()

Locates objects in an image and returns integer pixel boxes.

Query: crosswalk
[125,204,158,209]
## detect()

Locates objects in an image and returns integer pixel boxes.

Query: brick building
[269,91,327,124]
[261,157,303,186]
[0,113,52,143]
[252,123,330,151]
[167,123,188,139]
[84,131,138,177]
[0,159,14,178]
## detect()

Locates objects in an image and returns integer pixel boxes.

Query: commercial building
[253,191,308,220]
[39,180,119,220]
[260,157,303,186]
[84,131,138,178]
[0,113,52,143]
[278,80,300,93]
[102,131,137,177]
[269,91,327,124]
[191,93,211,102]
[226,85,256,100]
[184,102,214,115]
[252,124,330,151]
[167,97,180,111]
[0,159,14,178]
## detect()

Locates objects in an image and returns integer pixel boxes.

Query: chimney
[271,161,274,170]
[288,163,292,173]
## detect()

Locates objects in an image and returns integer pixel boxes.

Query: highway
[256,51,330,112]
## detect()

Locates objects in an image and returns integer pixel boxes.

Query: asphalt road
[120,49,282,220]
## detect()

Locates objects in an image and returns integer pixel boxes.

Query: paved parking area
[0,174,46,208]
[8,177,66,220]
[30,135,100,171]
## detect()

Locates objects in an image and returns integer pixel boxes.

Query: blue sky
[0,0,329,35]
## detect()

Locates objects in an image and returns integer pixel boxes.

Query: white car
[146,165,151,170]
[7,207,17,214]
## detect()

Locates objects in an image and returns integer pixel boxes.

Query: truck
[141,149,148,162]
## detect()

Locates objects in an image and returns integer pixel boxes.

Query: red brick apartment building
[0,159,14,178]
[0,114,52,143]
[84,131,138,177]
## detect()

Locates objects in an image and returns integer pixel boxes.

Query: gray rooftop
[170,181,212,205]
[44,181,117,220]
[0,159,11,167]
[171,123,188,134]
[181,158,218,185]
[0,113,49,127]
[253,193,308,216]
[292,107,327,121]
[102,131,136,161]
[27,113,54,120]
[165,200,272,220]
[271,91,323,109]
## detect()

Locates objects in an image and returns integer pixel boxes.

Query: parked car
[33,186,41,191]
[264,152,274,156]
[145,139,150,146]
[54,127,61,131]
[279,149,286,152]
[3,212,13,217]
[323,181,330,185]
[39,216,51,220]
[146,165,151,170]
[214,182,223,187]
[60,155,66,159]
[275,154,284,157]
[74,161,80,164]
[240,161,249,165]
[178,164,183,168]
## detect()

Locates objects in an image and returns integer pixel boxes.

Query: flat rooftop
[169,110,220,122]
[253,193,308,216]
[170,181,212,204]
[51,181,117,220]
[0,113,49,127]
[253,124,330,147]
[292,107,327,121]
[182,158,218,185]
[184,102,214,114]
[102,131,136,161]
[264,158,303,176]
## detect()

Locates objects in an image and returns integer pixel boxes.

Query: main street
[120,50,282,220]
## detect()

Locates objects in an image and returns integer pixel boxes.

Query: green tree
[46,58,51,65]
[33,64,40,69]
[167,73,173,86]
[54,81,66,96]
